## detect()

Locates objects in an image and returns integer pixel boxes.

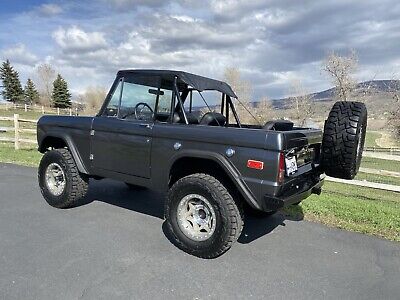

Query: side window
[119,82,157,121]
[157,89,173,114]
[104,80,122,117]
[184,90,221,119]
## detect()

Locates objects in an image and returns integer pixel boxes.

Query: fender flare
[38,133,89,174]
[168,150,261,210]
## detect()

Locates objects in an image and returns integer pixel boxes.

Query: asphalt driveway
[0,163,399,299]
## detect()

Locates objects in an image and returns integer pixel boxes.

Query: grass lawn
[0,141,398,242]
[361,156,400,173]
[364,131,382,148]
[355,172,400,186]
[283,181,400,242]
[0,142,42,167]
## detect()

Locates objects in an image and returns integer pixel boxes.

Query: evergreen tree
[0,59,24,103]
[24,78,40,105]
[51,74,72,108]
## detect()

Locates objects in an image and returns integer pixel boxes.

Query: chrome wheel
[176,194,216,241]
[45,163,66,196]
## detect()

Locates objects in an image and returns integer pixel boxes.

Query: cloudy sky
[1,0,400,100]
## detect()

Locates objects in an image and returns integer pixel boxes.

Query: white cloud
[37,4,63,16]
[1,44,38,66]
[52,26,107,53]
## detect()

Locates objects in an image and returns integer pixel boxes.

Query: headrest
[200,112,226,126]
[263,120,294,131]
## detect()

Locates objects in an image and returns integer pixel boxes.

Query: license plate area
[285,156,298,175]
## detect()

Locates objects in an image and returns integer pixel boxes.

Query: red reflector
[247,160,264,170]
[278,152,285,183]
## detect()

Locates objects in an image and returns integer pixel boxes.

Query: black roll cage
[98,74,242,128]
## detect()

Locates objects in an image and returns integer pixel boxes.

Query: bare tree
[80,86,107,115]
[386,80,400,137]
[35,63,56,106]
[288,79,314,126]
[254,96,274,123]
[224,67,252,103]
[223,67,257,124]
[322,50,358,101]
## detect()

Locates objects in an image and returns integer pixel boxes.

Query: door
[91,77,159,178]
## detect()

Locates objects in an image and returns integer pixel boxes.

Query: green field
[284,181,399,241]
[361,156,400,173]
[365,131,382,148]
[0,142,42,167]
[355,172,400,186]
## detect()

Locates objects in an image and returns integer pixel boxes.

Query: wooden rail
[326,177,400,193]
[0,114,38,149]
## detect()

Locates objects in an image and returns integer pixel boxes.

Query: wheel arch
[38,134,89,174]
[168,152,261,210]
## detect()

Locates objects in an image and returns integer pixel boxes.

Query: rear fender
[168,150,261,210]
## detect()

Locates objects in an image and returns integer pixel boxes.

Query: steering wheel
[134,102,154,120]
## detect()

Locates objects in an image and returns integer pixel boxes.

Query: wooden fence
[0,114,37,149]
[0,103,79,116]
[364,146,400,155]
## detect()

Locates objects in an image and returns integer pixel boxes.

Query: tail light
[277,152,285,184]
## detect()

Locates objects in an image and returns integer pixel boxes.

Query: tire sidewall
[166,177,232,255]
[353,111,367,175]
[38,150,72,208]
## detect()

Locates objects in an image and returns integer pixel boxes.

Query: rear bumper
[261,174,324,212]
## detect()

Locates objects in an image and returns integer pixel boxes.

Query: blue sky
[1,0,400,100]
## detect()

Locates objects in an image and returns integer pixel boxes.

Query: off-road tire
[38,148,89,208]
[165,173,244,258]
[321,101,367,179]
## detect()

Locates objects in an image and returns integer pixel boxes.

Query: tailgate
[281,129,322,176]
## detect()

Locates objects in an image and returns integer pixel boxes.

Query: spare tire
[321,101,367,179]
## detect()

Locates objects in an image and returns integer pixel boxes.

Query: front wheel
[38,149,89,208]
[165,173,244,258]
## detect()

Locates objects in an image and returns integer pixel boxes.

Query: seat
[200,112,226,126]
[170,112,199,124]
[263,120,294,131]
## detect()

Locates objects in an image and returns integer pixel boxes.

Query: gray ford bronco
[37,70,367,258]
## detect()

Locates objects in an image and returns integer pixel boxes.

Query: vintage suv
[37,70,367,258]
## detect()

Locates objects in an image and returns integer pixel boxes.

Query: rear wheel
[165,173,244,258]
[38,149,89,208]
[322,101,367,179]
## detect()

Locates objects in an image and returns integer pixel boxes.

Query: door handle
[139,123,152,129]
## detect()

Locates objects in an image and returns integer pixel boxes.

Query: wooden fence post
[42,106,44,114]
[57,107,60,115]
[69,108,72,116]
[14,114,19,150]
[24,104,27,112]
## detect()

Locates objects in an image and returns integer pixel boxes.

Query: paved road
[0,163,399,300]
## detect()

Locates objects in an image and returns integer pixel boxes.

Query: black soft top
[117,69,237,98]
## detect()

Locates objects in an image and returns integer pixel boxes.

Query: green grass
[355,172,400,186]
[283,181,400,241]
[0,109,49,120]
[0,142,42,167]
[361,156,400,173]
[365,131,382,148]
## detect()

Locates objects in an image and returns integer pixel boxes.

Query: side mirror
[149,89,164,96]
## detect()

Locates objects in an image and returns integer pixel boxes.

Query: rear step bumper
[262,176,324,211]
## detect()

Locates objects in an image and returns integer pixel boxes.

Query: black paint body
[37,71,324,212]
